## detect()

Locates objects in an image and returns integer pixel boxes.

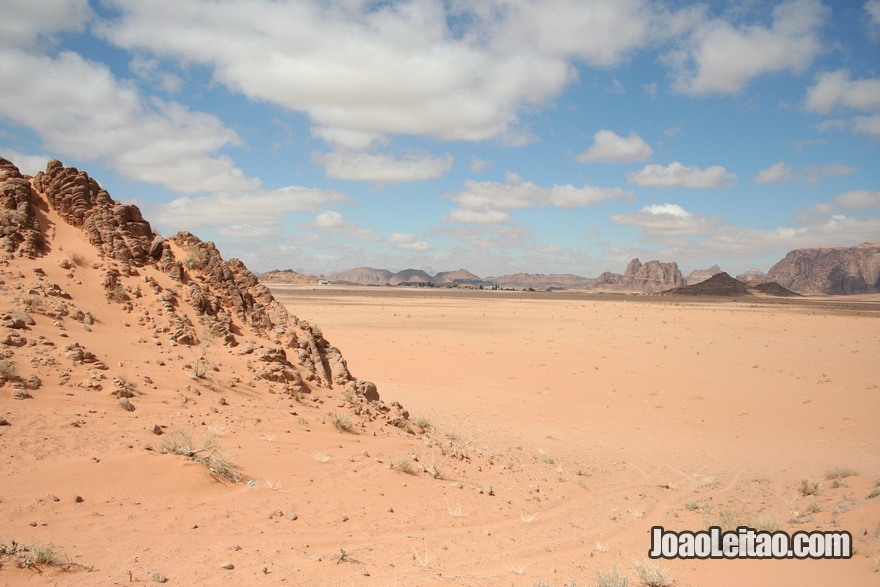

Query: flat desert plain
[269,285,880,586]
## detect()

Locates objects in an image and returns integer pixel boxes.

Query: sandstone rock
[621,258,685,291]
[119,397,135,411]
[765,242,880,295]
[736,267,767,283]
[685,265,722,285]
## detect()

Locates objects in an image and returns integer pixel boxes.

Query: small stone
[477,483,494,496]
[29,521,37,527]
[284,511,298,521]
[74,495,84,503]
[151,572,167,583]
[119,397,135,412]
[227,545,241,551]
[151,424,162,435]
[0,417,10,426]
[340,514,348,522]
[49,494,60,502]
[220,562,234,570]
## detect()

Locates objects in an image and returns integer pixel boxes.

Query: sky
[1,0,878,277]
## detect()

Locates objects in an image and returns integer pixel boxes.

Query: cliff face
[620,258,685,291]
[765,243,880,295]
[685,264,721,285]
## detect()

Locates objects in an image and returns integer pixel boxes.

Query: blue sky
[1,0,878,277]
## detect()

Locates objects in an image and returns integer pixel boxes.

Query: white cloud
[0,0,90,49]
[388,232,432,252]
[312,210,382,241]
[0,49,257,194]
[806,70,880,114]
[156,187,347,231]
[611,200,880,257]
[313,149,453,184]
[96,0,701,145]
[576,130,653,163]
[833,190,880,210]
[470,156,492,173]
[668,0,827,95]
[0,150,52,176]
[129,55,183,93]
[804,163,856,184]
[755,162,793,184]
[627,161,736,187]
[866,0,880,39]
[445,172,633,224]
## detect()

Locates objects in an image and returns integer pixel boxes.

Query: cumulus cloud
[754,161,855,184]
[388,232,432,252]
[576,130,653,163]
[0,0,90,49]
[611,200,880,257]
[667,0,827,95]
[156,186,347,231]
[627,161,736,188]
[313,149,453,184]
[0,49,257,194]
[470,156,492,173]
[96,0,702,145]
[866,0,880,39]
[806,70,880,114]
[445,172,633,224]
[755,162,793,183]
[833,190,880,210]
[313,212,432,250]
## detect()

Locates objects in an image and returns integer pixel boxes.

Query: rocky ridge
[0,157,388,404]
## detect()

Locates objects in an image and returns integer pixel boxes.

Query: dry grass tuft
[632,559,673,587]
[160,428,241,483]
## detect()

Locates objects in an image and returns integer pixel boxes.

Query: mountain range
[260,243,880,296]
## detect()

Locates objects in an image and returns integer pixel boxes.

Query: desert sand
[1,196,878,586]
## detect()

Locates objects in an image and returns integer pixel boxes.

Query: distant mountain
[329,267,394,285]
[389,269,434,285]
[765,242,880,295]
[434,269,487,286]
[258,269,319,284]
[484,272,597,290]
[736,268,767,283]
[685,264,722,285]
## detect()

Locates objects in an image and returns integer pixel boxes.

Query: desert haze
[0,158,879,587]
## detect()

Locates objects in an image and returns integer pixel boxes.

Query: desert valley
[0,157,878,587]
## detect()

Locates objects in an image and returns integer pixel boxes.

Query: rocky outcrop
[432,269,487,286]
[388,269,433,286]
[664,272,799,297]
[1,158,376,394]
[765,243,880,295]
[685,265,722,285]
[736,268,767,283]
[0,158,43,259]
[618,258,684,291]
[33,160,153,276]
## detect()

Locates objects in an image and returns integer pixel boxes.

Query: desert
[0,157,877,586]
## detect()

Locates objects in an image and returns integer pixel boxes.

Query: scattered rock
[150,572,167,583]
[284,511,298,521]
[477,483,494,496]
[220,562,234,570]
[119,397,135,412]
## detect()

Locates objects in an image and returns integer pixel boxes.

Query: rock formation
[0,157,378,397]
[329,267,394,285]
[736,268,767,283]
[764,243,880,295]
[257,269,319,284]
[685,264,722,285]
[614,258,685,291]
[664,272,799,297]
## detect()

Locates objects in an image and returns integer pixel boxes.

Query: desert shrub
[68,251,86,267]
[799,478,821,496]
[182,249,205,270]
[161,428,241,483]
[391,455,415,474]
[754,515,781,532]
[704,507,749,532]
[632,559,672,587]
[413,416,432,431]
[594,566,629,587]
[825,467,858,480]
[332,412,353,432]
[105,284,129,303]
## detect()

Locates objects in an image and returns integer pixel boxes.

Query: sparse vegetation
[594,566,629,587]
[412,538,431,568]
[391,455,415,474]
[68,251,86,267]
[412,416,432,431]
[503,557,527,575]
[105,284,129,303]
[183,249,205,270]
[0,541,64,570]
[446,500,464,517]
[415,449,445,479]
[343,387,357,404]
[867,488,880,499]
[160,428,241,483]
[799,478,821,496]
[699,475,716,487]
[704,507,748,532]
[684,501,702,512]
[754,515,781,532]
[332,412,353,433]
[825,467,858,481]
[632,559,672,587]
